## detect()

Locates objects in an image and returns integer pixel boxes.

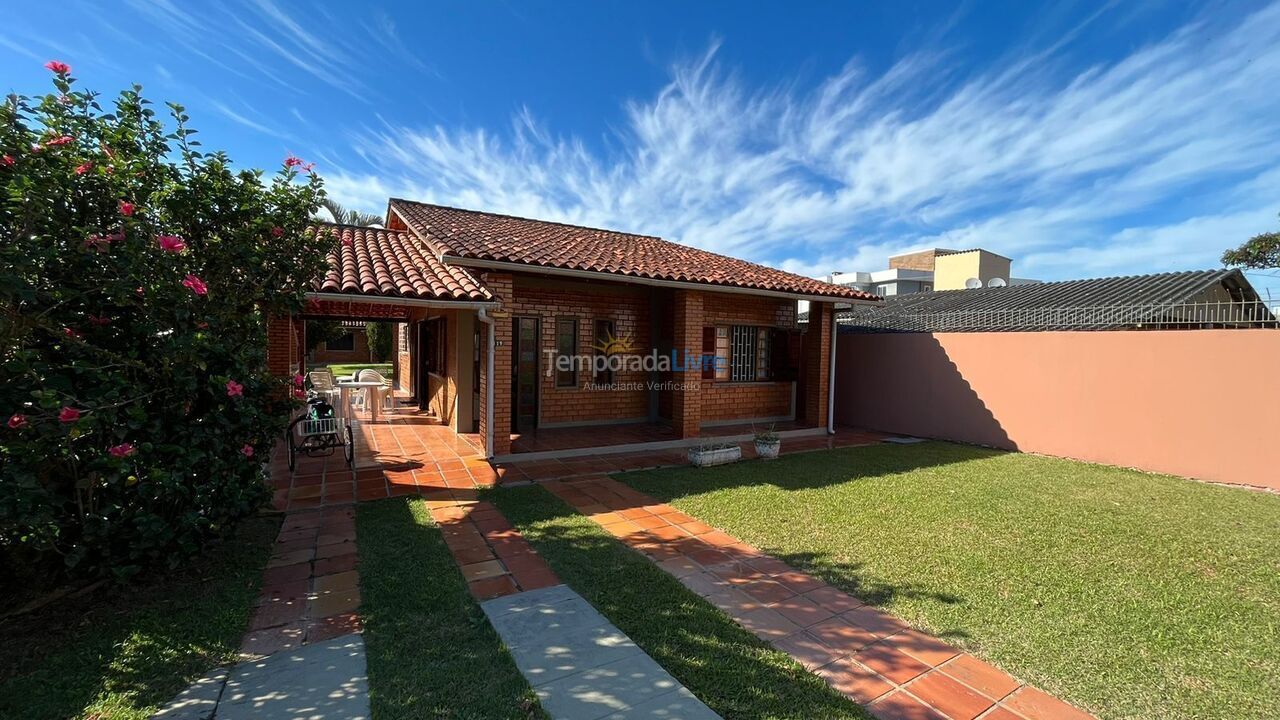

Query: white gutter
[827,305,838,435]
[305,292,497,310]
[439,255,881,306]
[476,307,497,459]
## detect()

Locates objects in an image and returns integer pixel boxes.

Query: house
[266,200,877,460]
[827,247,1040,297]
[834,268,1275,333]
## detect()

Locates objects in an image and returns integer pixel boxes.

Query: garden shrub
[0,63,332,583]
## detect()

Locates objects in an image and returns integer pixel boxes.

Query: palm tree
[317,198,383,227]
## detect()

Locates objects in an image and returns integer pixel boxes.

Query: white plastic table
[337,380,387,423]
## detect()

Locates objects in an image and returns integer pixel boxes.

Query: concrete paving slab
[482,587,720,720]
[215,633,369,720]
[150,666,228,720]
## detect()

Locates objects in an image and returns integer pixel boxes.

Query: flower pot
[754,439,781,459]
[689,445,742,467]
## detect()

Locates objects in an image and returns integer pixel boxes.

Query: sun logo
[593,328,635,356]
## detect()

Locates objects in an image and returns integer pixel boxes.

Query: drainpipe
[826,305,838,434]
[477,308,496,459]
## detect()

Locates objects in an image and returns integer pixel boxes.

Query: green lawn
[318,362,394,380]
[618,441,1280,720]
[490,485,872,720]
[355,497,545,720]
[0,516,279,720]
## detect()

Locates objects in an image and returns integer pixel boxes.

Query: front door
[512,317,539,432]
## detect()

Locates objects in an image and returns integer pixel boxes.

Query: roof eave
[305,291,498,309]
[440,255,880,304]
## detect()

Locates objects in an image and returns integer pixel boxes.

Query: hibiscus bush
[0,63,332,583]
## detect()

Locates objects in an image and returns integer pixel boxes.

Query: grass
[618,441,1280,720]
[0,516,280,720]
[490,484,872,720]
[355,497,545,720]
[320,362,394,380]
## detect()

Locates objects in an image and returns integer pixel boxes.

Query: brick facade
[800,301,832,429]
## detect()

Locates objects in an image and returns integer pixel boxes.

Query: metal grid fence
[840,299,1280,333]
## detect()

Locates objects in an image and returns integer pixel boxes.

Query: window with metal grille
[555,317,578,388]
[730,326,757,382]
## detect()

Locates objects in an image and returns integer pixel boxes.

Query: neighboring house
[828,247,1040,297]
[267,199,876,460]
[309,321,369,363]
[836,269,1275,332]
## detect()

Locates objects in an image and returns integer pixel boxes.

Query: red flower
[87,315,111,326]
[284,156,303,167]
[1,155,13,167]
[63,327,81,339]
[292,387,306,400]
[45,135,74,147]
[7,413,26,429]
[83,232,123,252]
[241,444,255,458]
[44,60,71,74]
[293,373,305,387]
[156,235,187,252]
[271,226,284,238]
[226,379,244,397]
[119,200,134,216]
[74,161,92,175]
[109,442,136,458]
[58,406,81,423]
[182,274,208,296]
[302,162,315,173]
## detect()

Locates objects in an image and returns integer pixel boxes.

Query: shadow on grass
[0,517,279,720]
[489,485,875,720]
[355,497,545,720]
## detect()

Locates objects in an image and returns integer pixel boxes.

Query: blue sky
[4,1,1280,297]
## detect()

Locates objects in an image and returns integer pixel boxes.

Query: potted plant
[753,424,781,459]
[689,441,742,467]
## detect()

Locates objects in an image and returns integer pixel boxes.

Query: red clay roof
[312,223,493,302]
[388,199,876,301]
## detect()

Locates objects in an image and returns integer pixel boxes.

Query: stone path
[543,475,1095,720]
[151,507,368,719]
[482,585,721,720]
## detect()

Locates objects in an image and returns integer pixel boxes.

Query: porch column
[801,301,832,429]
[266,314,298,378]
[485,272,514,456]
[671,289,703,438]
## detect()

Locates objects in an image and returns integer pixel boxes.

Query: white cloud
[319,3,1280,281]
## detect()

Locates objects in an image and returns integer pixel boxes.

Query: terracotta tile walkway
[541,475,1095,720]
[426,498,561,600]
[240,505,363,658]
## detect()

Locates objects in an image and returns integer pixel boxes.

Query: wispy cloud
[325,3,1280,281]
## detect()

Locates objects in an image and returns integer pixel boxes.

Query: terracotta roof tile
[312,223,493,302]
[388,199,876,301]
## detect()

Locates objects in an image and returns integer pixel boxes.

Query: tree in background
[317,198,382,227]
[0,63,330,583]
[365,321,393,362]
[1222,213,1280,269]
[305,319,346,354]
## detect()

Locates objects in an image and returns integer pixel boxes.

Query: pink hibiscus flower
[182,274,208,296]
[45,135,74,147]
[284,155,303,167]
[156,235,187,252]
[226,379,244,397]
[58,406,81,423]
[293,373,305,388]
[74,161,92,175]
[109,442,136,458]
[44,60,71,74]
[1,155,13,167]
[7,413,26,429]
[241,444,255,458]
[271,226,284,238]
[119,200,135,216]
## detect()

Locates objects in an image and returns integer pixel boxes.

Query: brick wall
[670,289,704,438]
[700,291,800,424]
[266,315,304,378]
[310,328,369,364]
[485,273,514,456]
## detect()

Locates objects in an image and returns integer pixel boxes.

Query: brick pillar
[671,290,704,438]
[484,273,514,456]
[801,301,832,430]
[267,314,296,378]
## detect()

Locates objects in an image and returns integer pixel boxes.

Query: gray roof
[805,269,1275,332]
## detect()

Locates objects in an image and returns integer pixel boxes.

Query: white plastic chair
[357,368,394,414]
[308,370,341,404]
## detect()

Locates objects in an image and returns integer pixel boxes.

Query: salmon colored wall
[836,330,1280,490]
